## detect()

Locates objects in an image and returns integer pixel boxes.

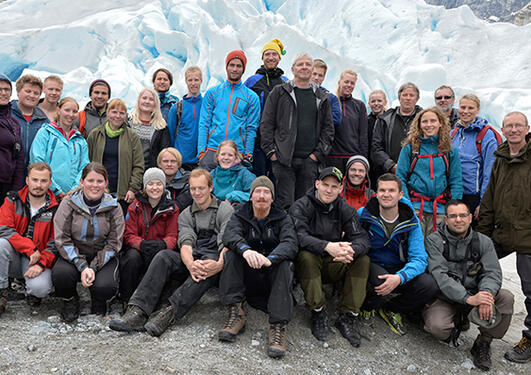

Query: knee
[424,316,452,340]
[0,239,13,258]
[495,289,514,315]
[26,272,53,298]
[351,255,370,271]
[417,273,439,295]
[296,251,320,278]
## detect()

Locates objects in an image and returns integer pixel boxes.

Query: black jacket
[260,81,334,167]
[329,96,368,158]
[289,189,370,258]
[146,127,171,169]
[371,105,422,172]
[166,168,193,212]
[222,201,298,264]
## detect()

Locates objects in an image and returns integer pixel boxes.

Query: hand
[390,164,397,174]
[198,259,224,280]
[474,206,480,221]
[375,274,401,296]
[190,259,205,282]
[243,250,271,269]
[270,153,277,161]
[28,251,41,266]
[124,190,135,203]
[466,291,494,307]
[24,264,44,278]
[81,268,96,288]
[309,154,318,162]
[478,303,493,321]
[325,242,354,263]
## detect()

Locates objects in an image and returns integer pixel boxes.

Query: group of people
[0,37,529,369]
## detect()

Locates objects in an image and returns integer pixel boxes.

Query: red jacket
[124,193,179,251]
[340,177,375,210]
[0,186,58,269]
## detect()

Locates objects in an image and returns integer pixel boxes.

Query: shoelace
[272,324,285,345]
[478,343,491,360]
[224,306,240,329]
[514,338,530,353]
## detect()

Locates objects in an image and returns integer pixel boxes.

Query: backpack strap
[78,110,87,137]
[450,128,458,139]
[191,198,220,233]
[475,125,502,154]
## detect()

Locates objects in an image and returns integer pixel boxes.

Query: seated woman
[396,107,463,237]
[157,147,193,211]
[211,140,255,204]
[30,97,89,199]
[120,167,179,303]
[52,162,125,322]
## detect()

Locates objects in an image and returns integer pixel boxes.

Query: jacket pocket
[232,97,249,118]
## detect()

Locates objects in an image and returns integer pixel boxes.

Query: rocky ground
[0,254,528,375]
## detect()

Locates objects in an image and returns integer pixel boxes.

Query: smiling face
[90,84,110,109]
[145,179,164,201]
[80,171,108,201]
[369,93,386,115]
[0,81,11,105]
[189,174,213,207]
[445,203,472,237]
[217,145,238,169]
[58,101,79,128]
[458,98,480,126]
[153,71,171,93]
[138,90,156,114]
[502,112,529,149]
[434,87,454,114]
[315,176,342,204]
[419,110,442,138]
[262,49,280,70]
[338,73,357,97]
[107,106,127,128]
[398,87,419,114]
[376,180,403,210]
[226,58,244,82]
[17,83,41,110]
[185,72,202,97]
[43,80,63,105]
[158,151,179,177]
[347,162,367,187]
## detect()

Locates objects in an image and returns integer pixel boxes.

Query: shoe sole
[268,347,286,358]
[219,324,246,342]
[109,319,146,332]
[504,352,531,363]
[144,321,166,337]
[378,309,406,336]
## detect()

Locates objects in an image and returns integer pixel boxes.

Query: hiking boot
[26,295,42,307]
[145,305,175,337]
[268,323,287,358]
[360,309,375,328]
[470,339,491,371]
[0,288,8,315]
[311,308,330,341]
[335,313,361,347]
[6,287,25,301]
[109,305,148,332]
[379,308,406,335]
[219,303,246,342]
[504,336,531,363]
[61,296,80,323]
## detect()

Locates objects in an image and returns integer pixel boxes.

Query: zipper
[225,83,234,140]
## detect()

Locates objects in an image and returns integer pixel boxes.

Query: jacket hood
[362,196,416,223]
[84,101,107,115]
[70,189,118,215]
[41,122,83,139]
[494,133,531,161]
[235,200,287,223]
[11,100,48,121]
[255,66,285,78]
[455,116,489,131]
[17,185,58,208]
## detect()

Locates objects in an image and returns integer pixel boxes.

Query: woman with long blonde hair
[396,107,463,237]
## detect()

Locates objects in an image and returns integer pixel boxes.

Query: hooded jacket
[167,94,203,165]
[328,95,368,158]
[260,81,335,167]
[477,134,531,254]
[341,178,374,210]
[10,100,48,167]
[124,192,179,251]
[75,101,107,138]
[54,190,124,272]
[223,201,298,264]
[245,66,288,114]
[29,122,90,195]
[211,163,256,203]
[0,186,58,269]
[197,79,260,160]
[0,103,24,189]
[166,168,193,211]
[358,197,427,284]
[289,189,370,259]
[451,117,498,197]
[426,224,502,304]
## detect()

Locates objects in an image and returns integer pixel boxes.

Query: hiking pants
[272,157,319,210]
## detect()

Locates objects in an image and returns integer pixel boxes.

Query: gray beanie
[143,167,166,189]
[346,155,370,174]
[250,176,275,198]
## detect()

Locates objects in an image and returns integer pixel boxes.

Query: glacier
[0,0,529,126]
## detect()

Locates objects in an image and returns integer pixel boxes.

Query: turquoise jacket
[211,164,256,203]
[396,136,463,214]
[197,80,260,159]
[29,122,89,195]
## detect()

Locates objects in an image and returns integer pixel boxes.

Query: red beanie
[225,50,247,72]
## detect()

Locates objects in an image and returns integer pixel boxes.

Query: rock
[460,359,474,370]
[323,342,329,348]
[51,368,58,372]
[47,315,62,324]
[27,344,36,352]
[407,364,416,372]
[364,369,372,375]
[29,321,51,335]
[165,367,176,374]
[251,340,260,346]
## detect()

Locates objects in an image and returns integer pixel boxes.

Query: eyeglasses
[447,213,470,219]
[503,124,526,130]
[435,95,453,100]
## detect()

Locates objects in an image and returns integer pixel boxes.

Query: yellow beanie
[261,39,286,59]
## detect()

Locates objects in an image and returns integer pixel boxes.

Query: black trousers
[129,250,218,319]
[119,248,154,302]
[272,157,319,210]
[52,257,119,303]
[363,262,438,313]
[219,251,294,324]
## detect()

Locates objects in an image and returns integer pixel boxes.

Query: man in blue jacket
[197,50,260,171]
[358,173,438,335]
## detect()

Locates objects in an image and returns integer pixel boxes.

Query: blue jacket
[321,86,342,127]
[211,164,256,203]
[167,94,203,164]
[396,136,463,214]
[197,80,260,159]
[451,117,498,197]
[10,100,49,168]
[29,122,90,195]
[358,197,428,284]
[158,91,178,123]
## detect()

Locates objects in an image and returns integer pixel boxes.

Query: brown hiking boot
[109,305,148,332]
[0,288,8,316]
[218,303,246,342]
[268,323,287,358]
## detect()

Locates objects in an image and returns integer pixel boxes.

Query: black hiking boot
[311,308,330,341]
[109,305,148,332]
[61,296,80,323]
[470,338,491,371]
[145,305,176,337]
[335,313,361,347]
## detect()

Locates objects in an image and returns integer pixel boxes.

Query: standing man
[218,176,298,358]
[152,67,178,123]
[11,74,48,169]
[245,38,288,178]
[197,50,260,170]
[0,162,58,314]
[358,173,438,336]
[310,59,342,127]
[477,111,531,363]
[76,79,111,138]
[371,82,422,176]
[291,167,370,347]
[38,75,63,122]
[167,66,203,170]
[261,52,335,209]
[434,85,459,128]
[424,199,514,371]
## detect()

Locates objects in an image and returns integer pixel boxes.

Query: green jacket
[87,123,144,200]
[477,134,531,254]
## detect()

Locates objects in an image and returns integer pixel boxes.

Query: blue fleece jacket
[358,197,428,284]
[29,122,89,195]
[211,164,256,203]
[396,136,463,214]
[167,94,203,164]
[451,117,498,198]
[197,80,260,159]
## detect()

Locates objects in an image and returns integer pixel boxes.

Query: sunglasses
[435,95,453,100]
